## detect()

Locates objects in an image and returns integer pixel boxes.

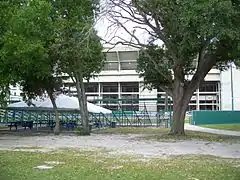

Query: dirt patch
[0,134,239,159]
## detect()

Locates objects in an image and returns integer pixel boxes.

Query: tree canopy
[50,0,104,135]
[0,0,63,134]
[106,0,240,134]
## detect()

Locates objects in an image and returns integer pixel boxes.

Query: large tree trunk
[171,96,188,135]
[75,74,90,136]
[170,67,193,135]
[48,91,60,135]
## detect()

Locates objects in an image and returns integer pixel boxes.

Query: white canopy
[8,101,30,107]
[8,99,43,107]
[38,94,112,114]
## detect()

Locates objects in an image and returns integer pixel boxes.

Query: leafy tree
[0,0,18,107]
[106,0,240,135]
[51,0,104,135]
[0,0,62,134]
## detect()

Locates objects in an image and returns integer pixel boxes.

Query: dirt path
[0,134,239,159]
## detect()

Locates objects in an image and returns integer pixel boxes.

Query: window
[14,92,16,96]
[103,105,119,111]
[121,105,139,111]
[200,105,215,110]
[157,105,165,111]
[121,94,139,104]
[103,62,118,71]
[157,105,173,111]
[157,94,165,104]
[120,62,137,70]
[121,82,139,92]
[102,83,118,92]
[199,94,217,104]
[106,52,118,62]
[118,51,138,61]
[188,105,196,111]
[102,94,118,104]
[199,81,218,92]
[84,83,98,93]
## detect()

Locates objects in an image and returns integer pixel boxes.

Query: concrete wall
[220,64,240,110]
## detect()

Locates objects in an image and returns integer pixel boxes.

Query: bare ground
[0,133,239,159]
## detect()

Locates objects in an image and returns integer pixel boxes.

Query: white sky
[94,0,154,47]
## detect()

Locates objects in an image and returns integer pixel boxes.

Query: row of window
[83,81,219,94]
[105,51,138,62]
[101,104,220,111]
[84,82,139,93]
[104,62,137,71]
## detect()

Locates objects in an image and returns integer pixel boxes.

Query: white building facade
[10,46,240,112]
[60,46,239,112]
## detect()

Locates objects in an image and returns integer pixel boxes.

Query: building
[60,46,240,112]
[10,46,240,112]
[9,85,22,103]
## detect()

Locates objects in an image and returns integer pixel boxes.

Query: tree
[0,0,18,107]
[0,0,63,134]
[51,0,104,135]
[105,0,240,135]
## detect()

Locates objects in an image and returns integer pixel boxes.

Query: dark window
[157,94,165,104]
[188,105,196,111]
[200,105,215,110]
[199,81,218,92]
[102,94,118,104]
[121,94,139,104]
[102,83,118,92]
[121,82,139,92]
[199,94,217,104]
[121,105,139,111]
[102,105,119,111]
[84,83,98,93]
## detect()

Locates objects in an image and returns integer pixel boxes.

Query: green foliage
[0,0,61,100]
[135,0,240,90]
[51,0,104,80]
[0,0,19,106]
[137,44,173,90]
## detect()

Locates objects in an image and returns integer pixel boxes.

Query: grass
[0,149,239,180]
[200,123,240,131]
[94,127,240,142]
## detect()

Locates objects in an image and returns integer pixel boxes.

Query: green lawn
[0,149,239,180]
[200,123,240,131]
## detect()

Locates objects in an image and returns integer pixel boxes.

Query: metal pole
[230,63,234,110]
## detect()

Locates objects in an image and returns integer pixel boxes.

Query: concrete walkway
[185,123,240,136]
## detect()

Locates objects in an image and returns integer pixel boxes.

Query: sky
[94,0,153,47]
